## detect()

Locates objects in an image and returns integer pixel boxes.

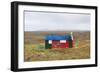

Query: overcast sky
[24,11,91,31]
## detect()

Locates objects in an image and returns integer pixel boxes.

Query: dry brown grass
[24,31,90,62]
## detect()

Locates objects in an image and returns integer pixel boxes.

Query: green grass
[24,43,90,62]
[24,31,90,62]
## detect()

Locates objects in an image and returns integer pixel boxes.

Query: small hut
[45,33,74,49]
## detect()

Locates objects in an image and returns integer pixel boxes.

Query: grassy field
[24,31,90,62]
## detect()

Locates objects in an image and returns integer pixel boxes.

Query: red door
[66,41,69,48]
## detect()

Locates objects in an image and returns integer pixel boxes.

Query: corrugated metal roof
[45,35,72,40]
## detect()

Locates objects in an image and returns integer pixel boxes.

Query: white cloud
[24,11,91,31]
